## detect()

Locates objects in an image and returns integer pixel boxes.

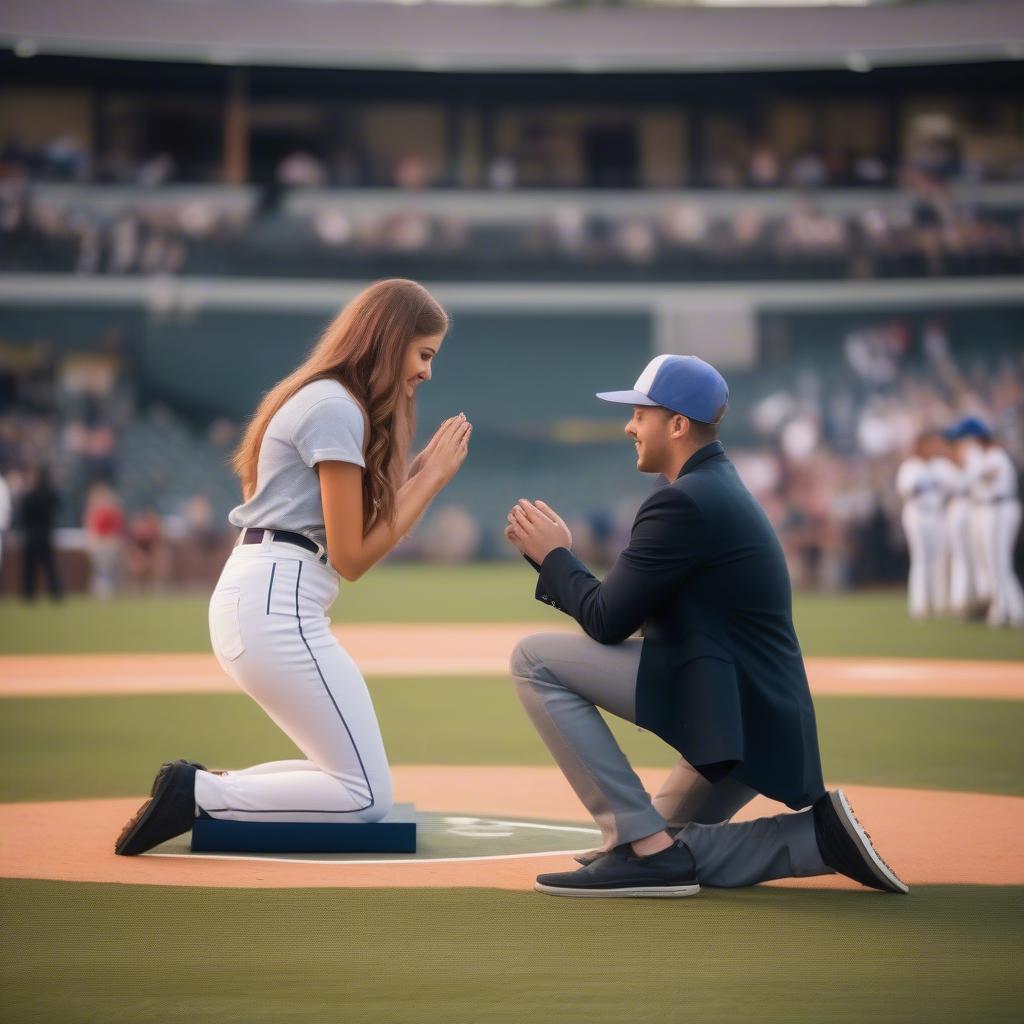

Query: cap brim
[595,390,659,406]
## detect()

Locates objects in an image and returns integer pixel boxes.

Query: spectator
[107,212,141,273]
[393,154,432,190]
[43,134,89,181]
[277,151,326,188]
[19,465,62,601]
[788,152,828,189]
[84,481,125,599]
[748,144,781,187]
[124,506,171,593]
[852,154,888,186]
[615,218,656,264]
[780,197,847,253]
[488,154,517,190]
[659,202,709,247]
[137,152,175,187]
[313,207,354,247]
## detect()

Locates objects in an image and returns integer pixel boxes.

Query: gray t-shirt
[229,379,366,553]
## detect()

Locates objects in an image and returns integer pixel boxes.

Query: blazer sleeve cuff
[533,546,578,612]
[539,546,576,576]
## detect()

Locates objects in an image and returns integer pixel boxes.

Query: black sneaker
[115,761,199,856]
[150,759,206,796]
[536,840,700,898]
[812,789,908,894]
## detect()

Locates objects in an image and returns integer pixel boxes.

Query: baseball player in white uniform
[946,417,1024,628]
[116,279,472,855]
[975,431,1024,628]
[896,433,948,619]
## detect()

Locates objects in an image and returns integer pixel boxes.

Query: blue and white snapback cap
[596,354,729,424]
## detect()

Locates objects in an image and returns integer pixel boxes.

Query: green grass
[2,570,1020,1024]
[1,880,1020,1024]
[2,566,1023,658]
[1,687,1021,803]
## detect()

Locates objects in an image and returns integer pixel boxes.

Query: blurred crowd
[0,181,245,277]
[1,315,1021,601]
[0,341,239,599]
[2,177,1021,282]
[2,111,1024,282]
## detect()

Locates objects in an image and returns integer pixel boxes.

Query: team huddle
[896,416,1024,628]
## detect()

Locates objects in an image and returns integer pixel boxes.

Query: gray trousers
[510,632,831,888]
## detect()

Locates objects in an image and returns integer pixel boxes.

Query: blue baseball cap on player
[596,354,729,424]
[943,415,992,441]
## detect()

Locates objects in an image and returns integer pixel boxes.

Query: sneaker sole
[534,882,700,899]
[115,793,167,856]
[832,789,909,895]
[116,765,192,856]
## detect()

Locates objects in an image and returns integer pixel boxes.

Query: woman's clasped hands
[409,413,473,487]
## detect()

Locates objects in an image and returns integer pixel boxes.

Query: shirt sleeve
[292,396,367,469]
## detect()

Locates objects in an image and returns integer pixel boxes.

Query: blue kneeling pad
[191,803,417,854]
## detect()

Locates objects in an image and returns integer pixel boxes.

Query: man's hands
[505,499,572,565]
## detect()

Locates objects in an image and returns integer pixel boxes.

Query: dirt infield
[1,766,1021,891]
[3,629,1020,893]
[1,623,1022,698]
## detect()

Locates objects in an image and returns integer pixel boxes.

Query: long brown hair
[232,279,448,535]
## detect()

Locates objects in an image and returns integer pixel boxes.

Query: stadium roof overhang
[1,0,1022,72]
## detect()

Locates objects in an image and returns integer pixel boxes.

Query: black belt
[241,528,327,563]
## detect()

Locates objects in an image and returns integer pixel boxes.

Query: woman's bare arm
[320,416,471,581]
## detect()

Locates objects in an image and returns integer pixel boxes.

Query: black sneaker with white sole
[812,789,909,894]
[536,840,700,898]
[115,761,199,856]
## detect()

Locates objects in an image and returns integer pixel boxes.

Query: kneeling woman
[116,279,470,854]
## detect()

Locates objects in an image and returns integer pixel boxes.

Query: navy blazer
[530,440,825,811]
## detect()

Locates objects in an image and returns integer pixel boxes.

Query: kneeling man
[505,355,906,898]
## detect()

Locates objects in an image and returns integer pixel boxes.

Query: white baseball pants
[970,503,994,603]
[981,500,1024,627]
[901,504,946,619]
[194,533,393,822]
[945,496,977,616]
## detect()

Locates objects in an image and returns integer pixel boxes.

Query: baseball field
[2,563,1022,1023]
